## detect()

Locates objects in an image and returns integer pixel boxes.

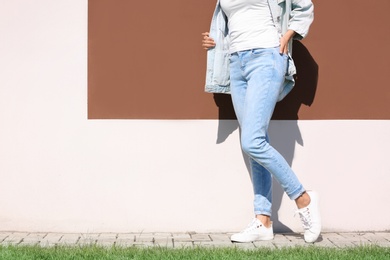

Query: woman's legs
[230,47,305,211]
[229,47,321,242]
[250,157,273,227]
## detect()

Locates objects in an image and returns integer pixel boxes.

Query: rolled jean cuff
[254,210,272,217]
[288,186,306,201]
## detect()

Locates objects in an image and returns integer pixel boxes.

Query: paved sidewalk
[1,231,389,248]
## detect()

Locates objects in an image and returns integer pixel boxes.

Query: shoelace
[295,208,312,230]
[241,219,261,233]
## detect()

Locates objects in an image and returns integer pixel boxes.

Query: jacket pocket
[212,49,230,86]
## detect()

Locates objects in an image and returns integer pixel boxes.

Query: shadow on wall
[272,41,319,120]
[213,41,318,232]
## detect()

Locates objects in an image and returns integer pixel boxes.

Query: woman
[202,0,321,243]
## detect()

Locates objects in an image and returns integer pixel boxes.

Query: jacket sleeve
[289,0,314,40]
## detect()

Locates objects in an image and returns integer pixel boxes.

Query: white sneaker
[296,191,322,243]
[230,218,274,243]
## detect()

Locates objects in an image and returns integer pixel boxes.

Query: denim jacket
[205,0,314,101]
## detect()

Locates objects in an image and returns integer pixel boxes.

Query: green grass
[0,245,389,260]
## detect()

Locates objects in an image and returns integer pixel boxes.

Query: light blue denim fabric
[205,0,314,101]
[205,0,231,94]
[229,47,305,216]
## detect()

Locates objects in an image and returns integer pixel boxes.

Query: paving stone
[77,233,100,246]
[322,233,347,239]
[0,232,10,242]
[325,233,358,247]
[191,233,211,242]
[339,232,370,240]
[2,232,27,245]
[98,233,118,239]
[39,233,63,246]
[117,233,136,242]
[115,240,137,247]
[153,233,173,247]
[283,233,306,243]
[172,233,193,242]
[272,234,296,248]
[338,233,372,246]
[116,234,137,247]
[374,232,390,242]
[153,232,172,238]
[312,238,337,247]
[135,234,154,243]
[320,232,341,241]
[273,234,291,242]
[154,236,173,242]
[274,233,291,241]
[58,234,81,245]
[20,233,47,245]
[209,233,231,242]
[96,233,117,246]
[284,233,318,247]
[18,241,40,246]
[357,232,389,246]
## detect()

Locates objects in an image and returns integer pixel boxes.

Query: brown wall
[88,0,390,119]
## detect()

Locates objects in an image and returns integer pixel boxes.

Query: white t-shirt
[220,0,280,53]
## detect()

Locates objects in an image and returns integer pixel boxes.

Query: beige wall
[0,0,389,233]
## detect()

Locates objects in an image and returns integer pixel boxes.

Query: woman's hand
[202,32,216,50]
[279,30,296,54]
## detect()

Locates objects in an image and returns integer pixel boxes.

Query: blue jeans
[229,47,305,216]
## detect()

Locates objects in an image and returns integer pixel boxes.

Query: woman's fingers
[202,32,215,50]
[203,40,216,49]
[279,40,288,54]
[279,44,288,54]
[279,31,295,54]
